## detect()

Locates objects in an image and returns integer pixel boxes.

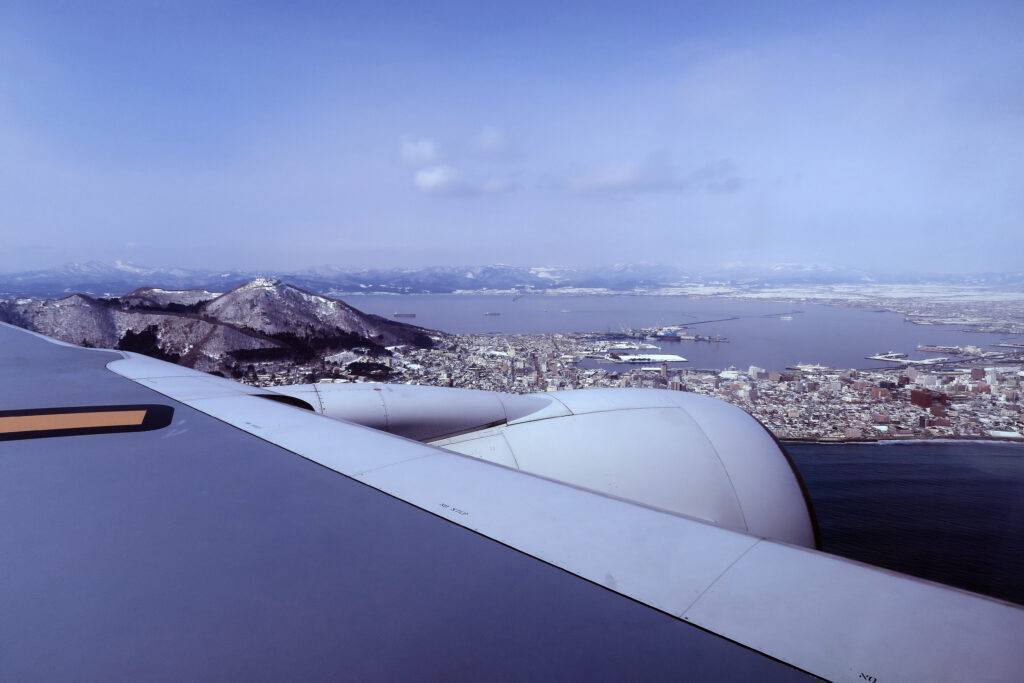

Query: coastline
[336,286,1024,336]
[781,436,1024,445]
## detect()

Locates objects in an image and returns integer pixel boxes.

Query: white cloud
[413,165,512,196]
[402,127,516,196]
[414,165,460,192]
[400,137,440,165]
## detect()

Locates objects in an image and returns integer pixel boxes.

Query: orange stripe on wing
[0,410,147,434]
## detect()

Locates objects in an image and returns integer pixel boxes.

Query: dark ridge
[124,301,206,313]
[265,330,387,363]
[411,332,434,349]
[115,325,181,363]
[346,361,392,379]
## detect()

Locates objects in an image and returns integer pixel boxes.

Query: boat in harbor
[916,344,963,354]
[786,363,832,372]
[607,353,688,364]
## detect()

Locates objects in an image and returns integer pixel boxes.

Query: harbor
[868,351,950,365]
[349,293,1023,372]
[606,353,688,364]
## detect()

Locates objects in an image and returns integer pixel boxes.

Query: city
[243,329,1024,442]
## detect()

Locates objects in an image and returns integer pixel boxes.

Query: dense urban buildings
[246,330,1024,442]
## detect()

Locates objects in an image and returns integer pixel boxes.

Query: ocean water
[351,293,1022,372]
[788,440,1024,605]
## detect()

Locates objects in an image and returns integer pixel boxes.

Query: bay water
[350,293,1021,371]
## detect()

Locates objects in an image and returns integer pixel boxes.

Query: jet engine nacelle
[267,383,818,548]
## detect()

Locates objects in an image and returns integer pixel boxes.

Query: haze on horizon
[1,1,1021,275]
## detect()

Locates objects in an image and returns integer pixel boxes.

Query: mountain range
[3,261,1022,300]
[0,278,436,375]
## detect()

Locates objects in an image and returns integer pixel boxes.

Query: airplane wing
[2,321,1022,681]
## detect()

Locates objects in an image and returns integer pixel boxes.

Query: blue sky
[1,1,1021,273]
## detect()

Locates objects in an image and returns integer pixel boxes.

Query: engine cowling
[266,383,818,548]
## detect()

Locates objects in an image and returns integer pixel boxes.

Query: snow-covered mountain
[0,279,436,373]
[121,286,220,309]
[2,261,1021,299]
[202,278,431,345]
[0,261,255,299]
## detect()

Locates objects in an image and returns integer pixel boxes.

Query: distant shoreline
[781,436,1024,445]
[337,288,1024,337]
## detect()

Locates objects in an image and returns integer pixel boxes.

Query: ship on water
[787,363,832,372]
[647,326,684,341]
[916,344,964,354]
[393,312,416,319]
[646,331,728,343]
[607,353,688,364]
[483,312,501,316]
